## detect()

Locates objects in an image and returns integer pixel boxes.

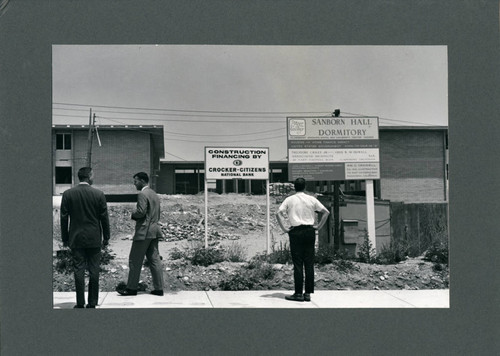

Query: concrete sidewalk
[54,289,449,309]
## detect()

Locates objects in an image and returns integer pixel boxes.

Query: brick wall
[72,130,152,194]
[379,130,447,203]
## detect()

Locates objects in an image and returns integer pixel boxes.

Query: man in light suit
[60,167,110,308]
[118,172,164,296]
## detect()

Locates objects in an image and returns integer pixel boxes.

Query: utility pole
[86,109,95,167]
[332,109,341,250]
[333,181,340,250]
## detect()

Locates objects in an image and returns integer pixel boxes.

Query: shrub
[333,256,355,272]
[169,247,186,260]
[357,230,376,263]
[219,273,253,291]
[332,249,355,272]
[266,241,292,264]
[224,242,247,262]
[101,246,117,267]
[53,246,116,274]
[247,259,276,280]
[315,245,336,265]
[424,239,449,265]
[190,245,225,267]
[219,260,276,290]
[315,246,355,271]
[54,249,73,274]
[375,239,410,265]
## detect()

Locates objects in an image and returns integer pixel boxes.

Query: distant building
[52,124,448,204]
[52,124,447,255]
[52,125,164,195]
[159,126,448,204]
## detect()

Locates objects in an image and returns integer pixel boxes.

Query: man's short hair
[133,172,149,183]
[294,178,306,192]
[77,167,92,181]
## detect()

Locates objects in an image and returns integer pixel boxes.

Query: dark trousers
[289,226,316,294]
[72,247,101,306]
[127,238,164,291]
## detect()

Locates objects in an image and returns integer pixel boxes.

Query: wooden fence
[390,202,448,256]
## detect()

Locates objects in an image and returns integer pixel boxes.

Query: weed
[219,273,253,291]
[224,242,247,262]
[315,245,336,265]
[375,239,410,265]
[219,259,276,290]
[190,245,225,267]
[423,239,449,265]
[266,241,292,264]
[53,245,116,274]
[315,245,354,271]
[169,247,186,260]
[333,257,355,272]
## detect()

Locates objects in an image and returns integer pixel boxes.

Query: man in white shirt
[276,178,330,302]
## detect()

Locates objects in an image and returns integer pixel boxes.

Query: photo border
[1,1,498,354]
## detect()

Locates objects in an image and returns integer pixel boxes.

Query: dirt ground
[53,193,449,291]
[104,193,289,260]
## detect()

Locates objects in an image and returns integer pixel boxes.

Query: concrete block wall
[379,130,447,203]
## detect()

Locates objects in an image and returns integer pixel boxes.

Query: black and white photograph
[1,1,498,355]
[51,45,450,309]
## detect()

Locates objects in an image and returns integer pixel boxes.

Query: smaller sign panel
[205,147,269,180]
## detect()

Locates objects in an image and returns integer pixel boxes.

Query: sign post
[286,116,380,250]
[204,179,208,248]
[365,179,376,249]
[204,147,270,253]
[266,180,270,254]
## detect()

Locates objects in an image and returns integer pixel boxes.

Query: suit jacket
[60,183,110,249]
[131,186,161,241]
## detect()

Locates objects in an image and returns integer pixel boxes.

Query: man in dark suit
[60,167,110,308]
[118,172,164,296]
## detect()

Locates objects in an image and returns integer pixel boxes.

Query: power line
[55,113,287,124]
[53,104,444,126]
[96,114,286,123]
[342,111,436,126]
[165,151,188,161]
[53,102,330,115]
[96,116,286,143]
[163,134,286,144]
[100,115,286,137]
[379,118,435,126]
[99,117,286,139]
[53,106,306,119]
[163,128,285,137]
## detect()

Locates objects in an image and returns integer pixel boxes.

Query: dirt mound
[53,193,449,292]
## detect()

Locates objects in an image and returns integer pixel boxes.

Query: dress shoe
[73,305,84,309]
[86,304,96,308]
[285,293,304,302]
[117,288,137,296]
[303,293,311,302]
[150,290,164,296]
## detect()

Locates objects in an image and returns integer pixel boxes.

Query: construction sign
[205,147,269,180]
[287,116,380,181]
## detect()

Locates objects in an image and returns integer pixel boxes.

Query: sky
[52,45,448,161]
